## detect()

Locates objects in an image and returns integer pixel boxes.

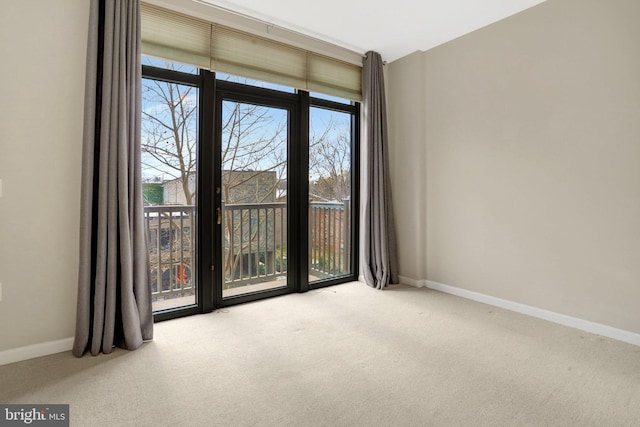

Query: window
[140,7,360,318]
[141,62,200,313]
[309,105,356,283]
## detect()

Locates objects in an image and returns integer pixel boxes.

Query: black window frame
[142,63,360,321]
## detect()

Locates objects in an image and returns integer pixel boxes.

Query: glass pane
[221,100,289,298]
[141,77,198,311]
[309,107,352,283]
[216,72,296,93]
[310,92,353,104]
[142,55,199,74]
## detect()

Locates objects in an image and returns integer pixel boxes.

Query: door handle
[216,208,222,225]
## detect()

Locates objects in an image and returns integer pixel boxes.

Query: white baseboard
[0,337,74,366]
[400,277,640,347]
[397,275,428,288]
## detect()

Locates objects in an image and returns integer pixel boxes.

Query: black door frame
[213,81,302,307]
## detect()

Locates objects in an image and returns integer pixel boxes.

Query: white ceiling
[198,0,548,62]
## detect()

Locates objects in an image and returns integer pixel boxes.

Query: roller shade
[141,3,211,69]
[309,53,362,101]
[141,3,362,101]
[211,24,308,91]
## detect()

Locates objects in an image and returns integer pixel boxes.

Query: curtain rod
[363,53,387,65]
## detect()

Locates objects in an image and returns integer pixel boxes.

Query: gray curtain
[361,51,399,290]
[73,0,153,357]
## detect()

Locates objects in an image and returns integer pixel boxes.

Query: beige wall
[387,51,428,282]
[388,0,640,333]
[0,0,89,351]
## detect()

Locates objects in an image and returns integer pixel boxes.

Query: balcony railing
[309,201,351,279]
[222,202,287,290]
[144,200,351,301]
[144,206,196,301]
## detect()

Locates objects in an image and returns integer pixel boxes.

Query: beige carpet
[1,282,640,426]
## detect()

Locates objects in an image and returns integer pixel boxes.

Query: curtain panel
[361,51,399,289]
[73,0,153,357]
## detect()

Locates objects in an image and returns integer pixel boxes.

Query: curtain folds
[361,51,399,290]
[73,0,153,357]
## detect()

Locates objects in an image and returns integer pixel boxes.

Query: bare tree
[220,100,287,204]
[309,116,351,202]
[142,78,197,205]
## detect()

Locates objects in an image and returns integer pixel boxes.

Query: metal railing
[309,200,351,280]
[144,200,350,299]
[222,202,287,289]
[144,206,196,301]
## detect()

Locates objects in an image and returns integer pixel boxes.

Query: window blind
[141,3,362,101]
[140,4,211,70]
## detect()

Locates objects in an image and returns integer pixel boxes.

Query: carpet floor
[1,282,639,426]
